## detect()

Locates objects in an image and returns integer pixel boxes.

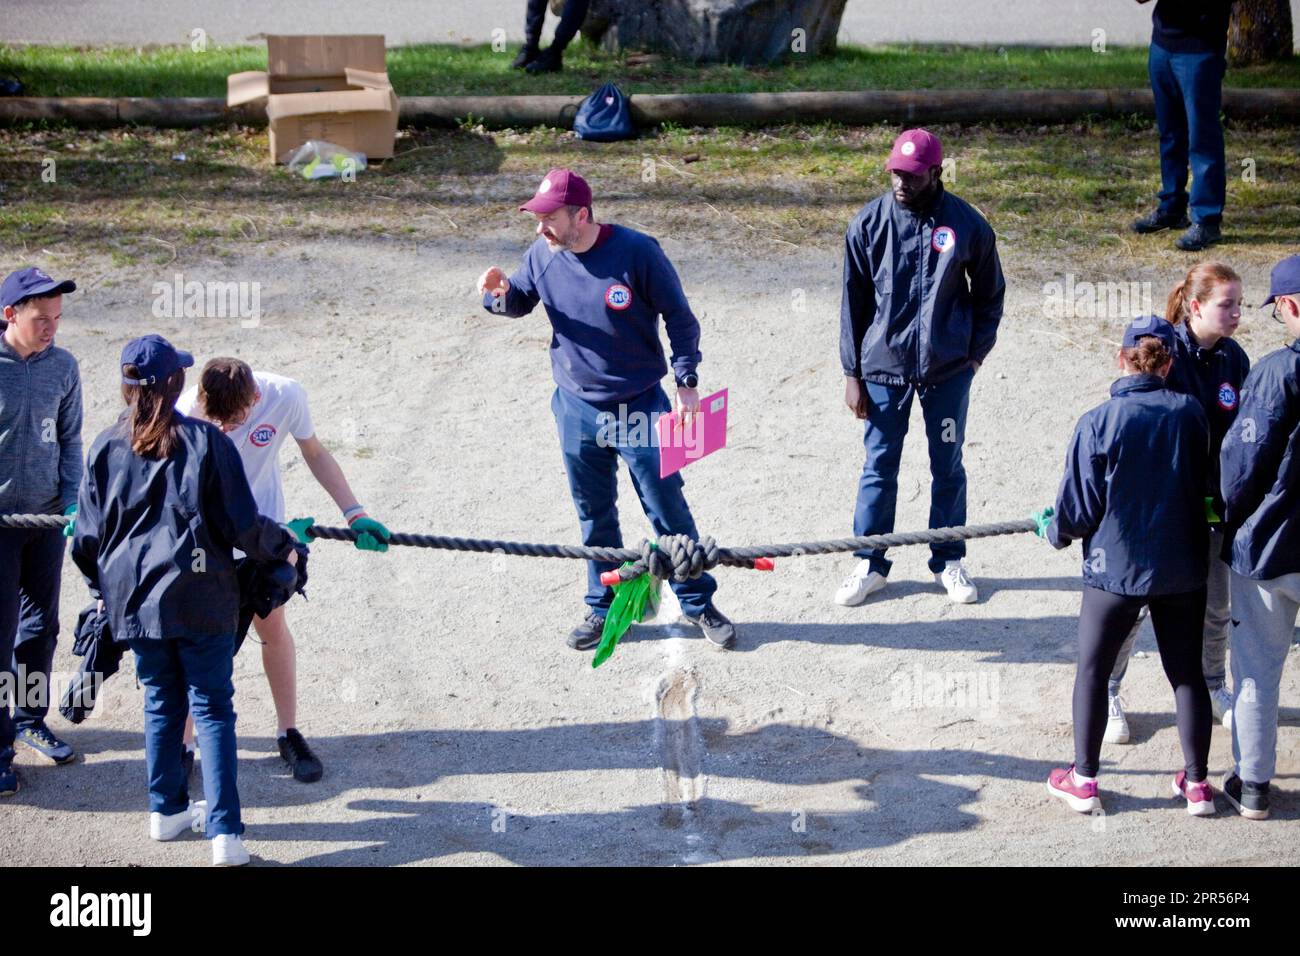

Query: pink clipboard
[657,387,728,478]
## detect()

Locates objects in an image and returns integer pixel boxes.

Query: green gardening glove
[1205,497,1222,525]
[1031,506,1055,538]
[285,516,315,546]
[62,503,77,539]
[349,515,390,553]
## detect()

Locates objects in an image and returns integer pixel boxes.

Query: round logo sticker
[249,424,277,447]
[931,226,956,253]
[605,284,633,311]
[1217,382,1238,411]
[901,141,916,156]
[539,177,553,193]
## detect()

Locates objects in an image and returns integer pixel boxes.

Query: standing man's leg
[551,386,623,647]
[12,527,73,763]
[919,367,977,602]
[253,605,322,783]
[513,0,549,69]
[0,529,25,793]
[851,381,913,575]
[1176,50,1226,238]
[615,386,727,642]
[1228,571,1300,804]
[1149,43,1191,225]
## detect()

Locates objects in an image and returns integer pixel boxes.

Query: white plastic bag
[284,140,368,180]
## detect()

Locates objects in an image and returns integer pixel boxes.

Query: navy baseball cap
[2,266,76,309]
[121,334,193,386]
[1262,254,1300,305]
[1122,315,1176,351]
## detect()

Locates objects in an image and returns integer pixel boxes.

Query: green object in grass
[592,565,663,669]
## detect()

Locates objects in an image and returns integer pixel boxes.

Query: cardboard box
[228,35,398,163]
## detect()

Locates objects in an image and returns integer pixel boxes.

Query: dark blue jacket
[1165,321,1250,515]
[1048,374,1210,596]
[70,412,295,642]
[840,184,1005,387]
[1219,338,1300,581]
[483,224,702,402]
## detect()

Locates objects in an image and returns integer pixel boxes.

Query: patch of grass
[1,121,1296,272]
[2,42,1298,99]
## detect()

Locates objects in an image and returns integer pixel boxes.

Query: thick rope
[1,513,1036,581]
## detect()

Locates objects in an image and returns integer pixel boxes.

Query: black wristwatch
[677,373,699,389]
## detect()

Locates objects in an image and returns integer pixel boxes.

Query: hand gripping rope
[1,513,1036,666]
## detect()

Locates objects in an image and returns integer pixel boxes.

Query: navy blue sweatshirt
[1220,338,1300,581]
[1048,374,1209,597]
[482,224,702,402]
[1165,321,1250,515]
[840,184,1005,387]
[71,413,295,642]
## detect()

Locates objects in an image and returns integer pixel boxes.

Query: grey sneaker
[1222,771,1269,821]
[17,722,75,764]
[567,611,606,651]
[1131,209,1190,234]
[685,604,736,649]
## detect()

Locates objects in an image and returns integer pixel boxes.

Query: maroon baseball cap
[885,129,943,175]
[519,168,593,214]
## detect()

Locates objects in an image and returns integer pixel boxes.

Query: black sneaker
[685,604,737,649]
[567,611,605,650]
[277,728,323,783]
[181,745,196,779]
[16,722,75,764]
[1131,209,1190,234]
[525,47,563,74]
[0,761,17,797]
[511,45,539,69]
[1222,771,1269,820]
[1175,221,1222,252]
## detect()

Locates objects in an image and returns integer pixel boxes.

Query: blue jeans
[128,634,243,838]
[551,384,718,617]
[852,367,974,576]
[0,526,65,762]
[1149,43,1226,226]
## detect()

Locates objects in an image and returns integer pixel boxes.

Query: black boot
[525,46,564,74]
[512,45,539,70]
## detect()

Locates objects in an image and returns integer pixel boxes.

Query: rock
[549,0,847,64]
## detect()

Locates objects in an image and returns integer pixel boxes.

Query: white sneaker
[834,560,888,606]
[1210,686,1234,731]
[149,800,207,841]
[212,833,250,866]
[1104,694,1131,744]
[935,561,978,604]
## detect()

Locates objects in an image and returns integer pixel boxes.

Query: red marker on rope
[600,557,774,586]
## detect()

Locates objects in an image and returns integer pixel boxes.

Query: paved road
[10,0,1296,49]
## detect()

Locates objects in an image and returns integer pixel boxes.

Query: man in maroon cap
[836,128,1006,609]
[477,168,736,652]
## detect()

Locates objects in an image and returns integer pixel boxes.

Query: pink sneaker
[1172,772,1216,817]
[1047,764,1101,813]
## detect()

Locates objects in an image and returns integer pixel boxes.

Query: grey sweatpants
[1229,569,1300,784]
[1109,526,1230,693]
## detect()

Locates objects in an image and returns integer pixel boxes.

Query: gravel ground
[4,220,1299,866]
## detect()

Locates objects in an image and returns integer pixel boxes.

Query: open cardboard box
[228,35,398,163]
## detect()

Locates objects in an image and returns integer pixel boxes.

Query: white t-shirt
[177,371,315,522]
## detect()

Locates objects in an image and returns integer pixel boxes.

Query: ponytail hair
[120,368,185,459]
[1122,338,1173,375]
[1166,261,1241,325]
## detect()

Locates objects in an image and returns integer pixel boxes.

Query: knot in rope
[639,534,720,582]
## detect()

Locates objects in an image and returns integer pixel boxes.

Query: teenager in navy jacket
[1106,262,1248,742]
[1035,316,1215,817]
[71,335,296,866]
[1217,254,1300,821]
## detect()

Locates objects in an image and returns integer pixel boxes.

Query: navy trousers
[1149,43,1226,226]
[0,526,65,763]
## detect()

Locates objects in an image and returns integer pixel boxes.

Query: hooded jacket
[1048,374,1210,596]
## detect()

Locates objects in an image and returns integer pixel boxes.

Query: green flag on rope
[592,563,663,668]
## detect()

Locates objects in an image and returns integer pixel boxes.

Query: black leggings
[525,0,592,51]
[1073,586,1211,780]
